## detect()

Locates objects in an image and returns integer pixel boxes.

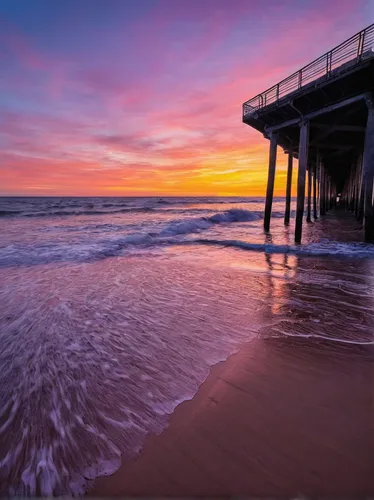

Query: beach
[1,197,374,496]
[93,336,374,497]
[2,2,374,496]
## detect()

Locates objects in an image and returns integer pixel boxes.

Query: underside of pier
[243,24,374,243]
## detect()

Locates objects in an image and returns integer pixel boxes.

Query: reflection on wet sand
[261,253,374,344]
[263,232,298,316]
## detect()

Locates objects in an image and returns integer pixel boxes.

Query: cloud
[0,0,369,195]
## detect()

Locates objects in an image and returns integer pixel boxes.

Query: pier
[243,24,374,243]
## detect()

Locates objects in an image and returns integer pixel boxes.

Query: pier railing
[243,23,374,118]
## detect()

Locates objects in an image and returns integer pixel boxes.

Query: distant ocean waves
[0,206,155,218]
[0,196,273,218]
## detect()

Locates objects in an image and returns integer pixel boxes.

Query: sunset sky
[1,0,373,196]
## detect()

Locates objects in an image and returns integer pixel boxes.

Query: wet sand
[92,336,374,497]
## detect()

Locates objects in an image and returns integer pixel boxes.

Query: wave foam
[0,209,261,267]
[160,208,260,236]
[186,238,374,258]
[278,331,374,345]
[2,208,373,268]
[0,255,260,495]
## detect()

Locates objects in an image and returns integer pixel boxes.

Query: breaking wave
[1,207,374,268]
[0,209,260,267]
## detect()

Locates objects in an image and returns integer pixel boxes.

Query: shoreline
[91,336,374,497]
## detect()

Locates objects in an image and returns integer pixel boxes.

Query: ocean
[1,196,374,496]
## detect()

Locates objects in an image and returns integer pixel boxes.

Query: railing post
[298,70,302,89]
[357,31,362,58]
[361,29,366,55]
[357,30,365,59]
[276,84,280,101]
[326,51,332,77]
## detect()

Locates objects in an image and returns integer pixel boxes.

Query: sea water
[1,196,374,495]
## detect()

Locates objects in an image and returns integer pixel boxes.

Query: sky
[0,0,373,197]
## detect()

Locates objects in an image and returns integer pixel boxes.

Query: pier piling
[295,121,309,243]
[307,164,312,222]
[320,165,326,216]
[313,161,318,219]
[264,133,278,232]
[284,153,293,225]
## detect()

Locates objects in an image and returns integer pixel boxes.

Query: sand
[91,336,374,497]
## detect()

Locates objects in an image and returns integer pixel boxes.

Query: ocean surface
[1,196,374,496]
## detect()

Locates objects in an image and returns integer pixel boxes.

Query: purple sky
[1,0,373,195]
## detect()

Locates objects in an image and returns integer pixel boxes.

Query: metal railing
[243,23,374,118]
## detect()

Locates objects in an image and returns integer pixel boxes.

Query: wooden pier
[243,24,374,243]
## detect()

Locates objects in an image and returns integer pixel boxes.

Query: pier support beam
[295,121,309,243]
[362,95,374,242]
[320,165,326,216]
[313,160,318,219]
[264,133,278,232]
[355,155,362,219]
[306,164,312,222]
[354,158,360,216]
[358,157,365,222]
[284,153,293,225]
